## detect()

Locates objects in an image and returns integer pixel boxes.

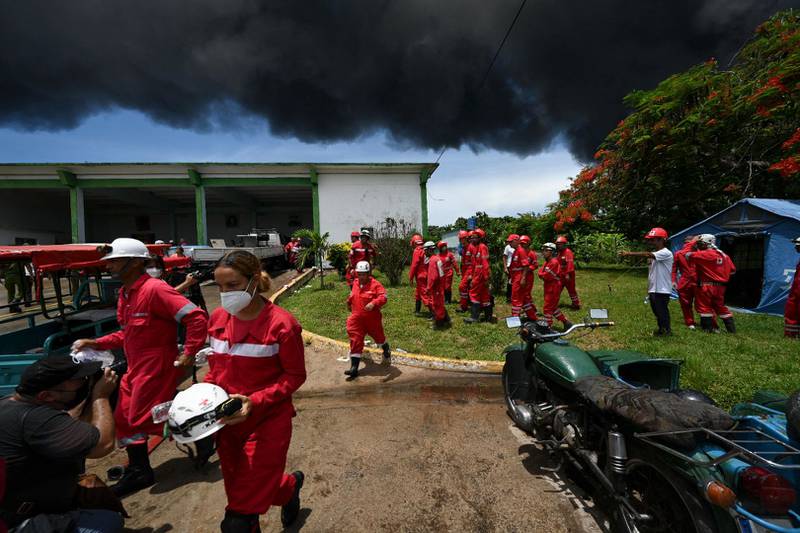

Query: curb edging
[271,270,503,375]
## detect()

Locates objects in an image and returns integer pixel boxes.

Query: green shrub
[327,242,351,278]
[571,232,629,264]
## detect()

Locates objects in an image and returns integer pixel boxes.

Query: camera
[190,268,215,283]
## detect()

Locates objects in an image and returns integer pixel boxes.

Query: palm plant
[293,229,331,288]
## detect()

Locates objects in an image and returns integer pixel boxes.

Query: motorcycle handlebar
[533,320,615,339]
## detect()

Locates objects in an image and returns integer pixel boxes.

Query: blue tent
[670,198,800,315]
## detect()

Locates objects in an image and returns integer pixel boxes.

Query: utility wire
[434,0,529,165]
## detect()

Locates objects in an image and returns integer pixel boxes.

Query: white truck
[190,228,288,269]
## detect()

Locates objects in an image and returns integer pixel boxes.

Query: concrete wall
[318,172,422,243]
[206,205,312,244]
[85,210,196,244]
[0,189,70,245]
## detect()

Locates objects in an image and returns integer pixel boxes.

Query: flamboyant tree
[552,9,800,238]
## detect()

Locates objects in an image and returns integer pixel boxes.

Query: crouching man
[0,357,123,532]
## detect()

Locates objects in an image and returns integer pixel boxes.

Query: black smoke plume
[0,1,796,161]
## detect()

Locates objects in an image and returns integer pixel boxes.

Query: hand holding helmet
[166,383,247,443]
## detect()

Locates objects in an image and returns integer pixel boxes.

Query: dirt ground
[16,268,598,532]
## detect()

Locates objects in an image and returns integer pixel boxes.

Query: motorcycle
[502,310,800,533]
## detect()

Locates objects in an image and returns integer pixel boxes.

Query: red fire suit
[409,245,430,306]
[205,300,307,516]
[672,242,697,326]
[439,250,458,295]
[785,259,800,338]
[557,247,580,308]
[346,241,376,286]
[469,243,491,308]
[688,248,736,320]
[520,248,540,320]
[539,257,569,327]
[458,245,473,310]
[95,275,207,446]
[509,246,528,317]
[427,254,447,321]
[346,276,387,356]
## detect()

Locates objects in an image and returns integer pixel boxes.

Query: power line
[434,0,529,165]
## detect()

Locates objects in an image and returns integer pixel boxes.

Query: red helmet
[410,233,423,246]
[458,230,469,240]
[437,241,447,249]
[645,227,668,240]
[350,231,360,238]
[506,234,520,243]
[519,235,531,245]
[556,235,568,244]
[474,228,486,239]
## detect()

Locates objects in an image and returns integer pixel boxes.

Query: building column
[58,170,86,243]
[188,169,207,245]
[169,209,177,243]
[310,166,320,234]
[419,170,430,236]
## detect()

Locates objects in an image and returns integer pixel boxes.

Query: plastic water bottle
[173,346,212,367]
[70,346,115,368]
[151,401,172,423]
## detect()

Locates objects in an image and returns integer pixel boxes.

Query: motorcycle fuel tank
[535,341,602,388]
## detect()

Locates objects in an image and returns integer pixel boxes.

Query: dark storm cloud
[0,0,796,161]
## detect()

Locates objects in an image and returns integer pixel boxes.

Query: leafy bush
[293,229,331,288]
[327,242,351,278]
[571,232,629,264]
[372,218,416,286]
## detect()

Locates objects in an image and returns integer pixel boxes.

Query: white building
[0,163,437,245]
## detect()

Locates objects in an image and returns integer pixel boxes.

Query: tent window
[718,234,764,309]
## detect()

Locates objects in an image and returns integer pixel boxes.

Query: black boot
[464,303,481,324]
[444,290,452,304]
[381,342,391,363]
[281,471,305,527]
[562,320,574,332]
[483,306,496,324]
[414,300,424,316]
[344,357,360,379]
[722,317,736,333]
[220,510,261,533]
[193,435,216,469]
[700,316,714,333]
[111,444,155,497]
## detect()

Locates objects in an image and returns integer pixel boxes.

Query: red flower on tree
[782,129,800,151]
[768,156,800,178]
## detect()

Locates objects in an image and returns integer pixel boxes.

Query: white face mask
[220,278,255,315]
[146,267,162,278]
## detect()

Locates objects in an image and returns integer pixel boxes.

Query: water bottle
[70,346,115,368]
[151,401,173,423]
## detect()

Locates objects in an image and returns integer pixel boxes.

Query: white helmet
[154,239,165,244]
[167,383,230,444]
[698,234,716,246]
[793,236,800,244]
[542,242,556,251]
[100,237,151,260]
[355,260,370,273]
[423,240,436,249]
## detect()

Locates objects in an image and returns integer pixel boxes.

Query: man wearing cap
[409,235,430,316]
[786,236,800,338]
[686,234,736,333]
[345,261,390,379]
[72,237,208,497]
[0,357,122,531]
[504,234,519,303]
[620,227,674,336]
[437,241,458,304]
[426,241,451,329]
[457,230,473,312]
[556,236,581,310]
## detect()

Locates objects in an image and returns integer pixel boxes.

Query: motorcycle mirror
[505,316,522,328]
[589,308,609,319]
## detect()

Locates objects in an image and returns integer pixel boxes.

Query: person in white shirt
[504,234,519,302]
[619,227,674,336]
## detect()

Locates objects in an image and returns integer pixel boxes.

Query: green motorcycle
[502,311,750,533]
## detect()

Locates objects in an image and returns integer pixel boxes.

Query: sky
[0,109,581,226]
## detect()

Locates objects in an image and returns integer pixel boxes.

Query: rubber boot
[463,303,481,324]
[561,320,574,332]
[111,443,155,497]
[344,357,360,379]
[281,471,305,527]
[722,317,736,334]
[414,299,424,317]
[444,290,452,304]
[700,316,714,333]
[381,342,391,363]
[483,306,497,324]
[220,510,261,533]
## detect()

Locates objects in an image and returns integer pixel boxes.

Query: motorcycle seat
[575,376,735,450]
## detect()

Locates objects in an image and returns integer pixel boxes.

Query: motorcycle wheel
[502,350,535,430]
[612,445,718,533]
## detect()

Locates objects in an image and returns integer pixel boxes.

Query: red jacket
[439,251,458,276]
[509,246,529,284]
[557,248,575,274]
[96,275,208,425]
[349,241,376,268]
[347,277,387,316]
[672,242,696,289]
[427,254,446,293]
[688,248,736,283]
[460,245,473,276]
[469,243,490,282]
[409,246,428,281]
[538,257,562,285]
[788,260,800,300]
[205,300,306,419]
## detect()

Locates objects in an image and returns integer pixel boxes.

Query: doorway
[717,232,765,309]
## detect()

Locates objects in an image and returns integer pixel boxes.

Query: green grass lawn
[282,268,799,407]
